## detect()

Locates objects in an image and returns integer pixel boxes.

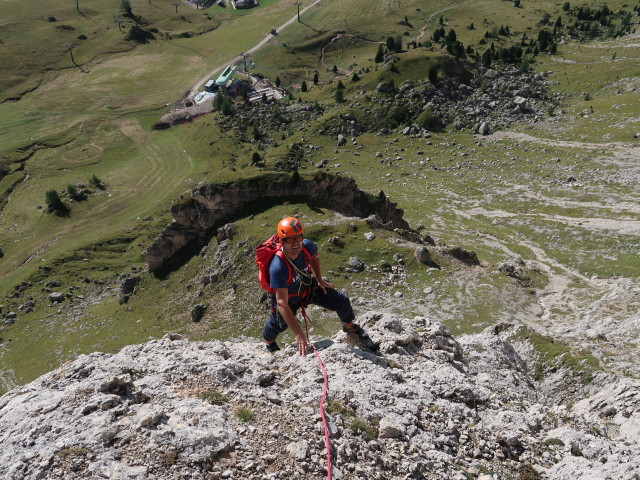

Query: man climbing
[262,216,368,355]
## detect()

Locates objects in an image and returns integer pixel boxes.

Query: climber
[259,216,368,356]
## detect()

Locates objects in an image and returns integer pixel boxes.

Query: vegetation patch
[234,406,255,422]
[200,389,230,405]
[349,417,379,441]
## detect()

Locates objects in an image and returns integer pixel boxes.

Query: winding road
[188,0,325,97]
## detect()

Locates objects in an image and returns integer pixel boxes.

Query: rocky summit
[1,313,638,480]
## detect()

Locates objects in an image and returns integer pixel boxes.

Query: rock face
[144,173,417,272]
[1,313,638,480]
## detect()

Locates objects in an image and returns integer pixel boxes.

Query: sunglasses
[282,235,303,244]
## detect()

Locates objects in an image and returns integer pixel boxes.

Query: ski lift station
[215,65,238,86]
[203,65,238,93]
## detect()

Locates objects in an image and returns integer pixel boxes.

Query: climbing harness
[300,304,332,480]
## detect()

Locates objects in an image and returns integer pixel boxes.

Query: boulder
[191,304,206,323]
[347,257,365,273]
[49,292,65,303]
[376,82,395,94]
[414,246,432,265]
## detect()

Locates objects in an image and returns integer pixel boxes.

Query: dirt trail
[484,131,640,159]
[319,33,381,73]
[414,0,473,42]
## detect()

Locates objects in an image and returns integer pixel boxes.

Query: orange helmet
[277,217,304,239]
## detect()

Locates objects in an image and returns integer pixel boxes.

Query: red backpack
[255,234,313,294]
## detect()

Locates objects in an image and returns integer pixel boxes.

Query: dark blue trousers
[262,287,355,342]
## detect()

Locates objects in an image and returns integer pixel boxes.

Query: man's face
[281,235,303,259]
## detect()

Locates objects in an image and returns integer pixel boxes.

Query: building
[215,65,238,86]
[231,0,258,9]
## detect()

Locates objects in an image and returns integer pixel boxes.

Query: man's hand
[295,332,308,356]
[317,278,334,294]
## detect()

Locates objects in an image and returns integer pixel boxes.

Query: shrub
[251,152,264,167]
[160,450,179,466]
[519,464,542,480]
[234,406,254,422]
[544,438,565,447]
[416,106,440,130]
[67,184,84,201]
[200,389,230,405]
[89,175,105,190]
[326,400,355,417]
[349,418,378,441]
[57,446,93,459]
[518,58,531,72]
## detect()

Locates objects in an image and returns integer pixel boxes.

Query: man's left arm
[310,253,334,293]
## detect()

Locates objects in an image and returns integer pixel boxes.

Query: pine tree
[301,81,308,92]
[386,37,395,51]
[313,71,319,84]
[428,65,438,84]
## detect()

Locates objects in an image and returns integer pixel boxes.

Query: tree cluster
[44,176,105,217]
[432,28,467,59]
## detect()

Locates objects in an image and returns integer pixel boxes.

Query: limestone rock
[1,314,638,480]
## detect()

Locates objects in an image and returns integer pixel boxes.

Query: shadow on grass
[300,21,320,33]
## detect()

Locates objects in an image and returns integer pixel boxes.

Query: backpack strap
[274,246,314,299]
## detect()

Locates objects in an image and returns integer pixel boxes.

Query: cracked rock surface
[1,313,638,479]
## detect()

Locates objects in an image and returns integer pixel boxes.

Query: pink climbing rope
[301,305,332,480]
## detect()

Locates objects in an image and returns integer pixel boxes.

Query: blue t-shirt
[269,239,318,304]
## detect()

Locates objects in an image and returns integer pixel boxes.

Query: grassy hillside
[0,0,638,393]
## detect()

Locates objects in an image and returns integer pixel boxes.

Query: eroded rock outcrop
[144,173,418,272]
[1,313,638,480]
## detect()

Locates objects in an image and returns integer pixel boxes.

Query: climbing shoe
[266,341,281,353]
[342,323,369,339]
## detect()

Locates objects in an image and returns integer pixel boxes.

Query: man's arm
[274,287,307,356]
[310,254,334,293]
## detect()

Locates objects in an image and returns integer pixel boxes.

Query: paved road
[189,0,324,97]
